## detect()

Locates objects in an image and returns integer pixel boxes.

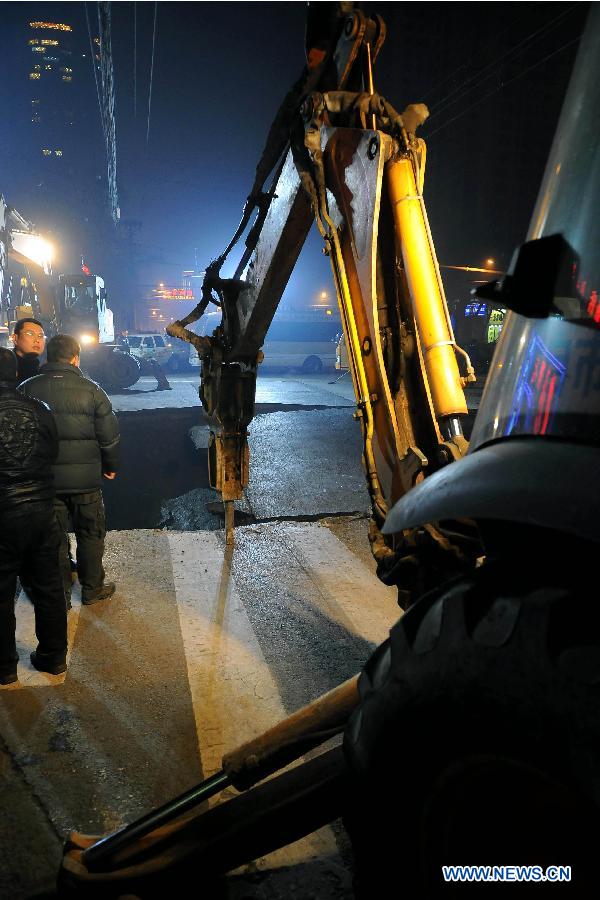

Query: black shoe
[30,651,67,676]
[0,670,18,685]
[82,582,116,606]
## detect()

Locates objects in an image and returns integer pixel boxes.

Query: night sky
[0,1,590,315]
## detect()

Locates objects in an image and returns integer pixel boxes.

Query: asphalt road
[0,372,481,899]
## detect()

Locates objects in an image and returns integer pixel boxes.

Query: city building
[2,8,105,268]
[26,20,78,162]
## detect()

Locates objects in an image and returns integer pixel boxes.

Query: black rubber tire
[100,350,141,390]
[301,355,323,374]
[344,560,600,894]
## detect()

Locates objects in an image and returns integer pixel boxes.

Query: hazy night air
[0,2,586,323]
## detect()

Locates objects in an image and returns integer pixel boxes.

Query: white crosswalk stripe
[167,522,399,872]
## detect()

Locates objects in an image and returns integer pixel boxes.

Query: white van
[260,313,341,373]
[335,331,349,370]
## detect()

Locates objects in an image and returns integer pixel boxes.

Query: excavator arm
[167,3,477,596]
[59,5,485,890]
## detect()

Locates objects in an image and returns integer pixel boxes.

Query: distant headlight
[80,334,97,345]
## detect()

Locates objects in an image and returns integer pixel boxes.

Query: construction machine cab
[59,274,115,347]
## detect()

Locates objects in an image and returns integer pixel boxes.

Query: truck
[60,3,600,894]
[0,197,141,389]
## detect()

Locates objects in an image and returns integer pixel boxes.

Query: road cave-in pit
[103,404,373,532]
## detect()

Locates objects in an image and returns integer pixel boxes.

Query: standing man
[11,317,46,384]
[0,348,67,683]
[20,334,120,606]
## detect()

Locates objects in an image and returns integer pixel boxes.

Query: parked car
[165,343,193,372]
[125,333,174,368]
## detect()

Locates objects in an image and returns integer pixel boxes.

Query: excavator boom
[167,3,475,591]
[61,4,485,890]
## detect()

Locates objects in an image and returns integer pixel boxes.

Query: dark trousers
[53,491,106,601]
[0,501,67,675]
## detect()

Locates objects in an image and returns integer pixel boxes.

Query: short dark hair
[47,334,81,364]
[14,317,44,336]
[0,347,18,382]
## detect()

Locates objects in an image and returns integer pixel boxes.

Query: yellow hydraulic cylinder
[387,155,468,419]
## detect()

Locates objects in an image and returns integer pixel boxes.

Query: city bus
[260,310,341,373]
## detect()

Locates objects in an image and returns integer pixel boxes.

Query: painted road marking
[268,521,398,645]
[168,523,399,873]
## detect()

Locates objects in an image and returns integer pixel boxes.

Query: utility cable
[97,2,120,223]
[426,34,582,139]
[85,1,106,143]
[146,1,158,144]
[134,2,137,119]
[429,3,579,120]
[421,6,533,103]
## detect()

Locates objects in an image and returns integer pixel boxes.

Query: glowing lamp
[10,231,54,274]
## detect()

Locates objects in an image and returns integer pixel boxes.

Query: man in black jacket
[20,334,120,606]
[0,348,68,684]
[11,317,46,384]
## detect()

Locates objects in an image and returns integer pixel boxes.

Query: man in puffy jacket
[20,334,120,606]
[0,348,68,683]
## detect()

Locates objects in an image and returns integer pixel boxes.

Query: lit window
[44,64,52,70]
[94,37,100,45]
[31,116,41,123]
[34,64,41,70]
[60,67,72,73]
[29,72,41,80]
[41,39,59,46]
[45,56,58,61]
[28,39,39,45]
[42,149,51,156]
[54,150,63,157]
[29,22,72,32]
[31,99,40,105]
[32,46,45,52]
[61,76,72,82]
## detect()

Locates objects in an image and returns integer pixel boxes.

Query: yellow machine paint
[387,154,468,419]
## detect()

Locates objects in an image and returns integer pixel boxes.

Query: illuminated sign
[155,288,194,300]
[464,302,487,317]
[29,22,72,32]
